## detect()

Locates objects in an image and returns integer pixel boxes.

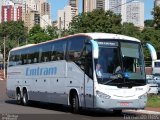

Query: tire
[113,110,122,115]
[71,94,79,113]
[16,92,22,105]
[22,90,29,106]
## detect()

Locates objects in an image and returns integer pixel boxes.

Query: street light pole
[3,37,6,79]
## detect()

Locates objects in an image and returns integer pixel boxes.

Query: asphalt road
[0,80,159,120]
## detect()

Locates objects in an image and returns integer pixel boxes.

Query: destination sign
[97,41,118,46]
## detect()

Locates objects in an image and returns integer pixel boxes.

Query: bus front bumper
[94,96,147,110]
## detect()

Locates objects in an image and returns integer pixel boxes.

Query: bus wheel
[113,110,122,115]
[16,92,22,105]
[22,90,29,106]
[71,94,79,113]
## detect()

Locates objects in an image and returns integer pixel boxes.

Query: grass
[147,95,160,107]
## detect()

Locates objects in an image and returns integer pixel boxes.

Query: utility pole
[64,12,66,30]
[59,17,62,38]
[3,37,6,79]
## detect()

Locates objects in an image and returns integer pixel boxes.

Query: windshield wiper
[103,73,123,85]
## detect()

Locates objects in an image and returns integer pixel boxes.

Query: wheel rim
[23,93,28,105]
[17,93,21,102]
[23,94,26,104]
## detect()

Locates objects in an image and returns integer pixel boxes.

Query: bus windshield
[95,40,146,87]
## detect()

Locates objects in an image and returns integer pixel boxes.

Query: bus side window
[14,51,22,66]
[67,37,84,61]
[51,44,55,61]
[54,41,66,61]
[41,43,52,62]
[27,52,32,64]
[21,49,27,65]
[9,52,15,67]
[85,45,93,79]
[77,44,93,79]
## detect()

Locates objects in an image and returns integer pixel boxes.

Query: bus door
[83,44,94,108]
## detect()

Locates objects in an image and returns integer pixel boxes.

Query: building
[40,15,51,29]
[24,10,40,30]
[83,0,105,12]
[58,5,76,30]
[155,0,160,7]
[1,0,6,5]
[126,0,144,28]
[41,2,50,16]
[1,0,22,22]
[0,0,6,23]
[69,0,78,16]
[20,0,51,30]
[96,0,105,9]
[83,0,96,12]
[40,2,51,28]
[105,0,126,23]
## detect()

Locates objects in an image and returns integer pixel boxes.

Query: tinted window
[9,51,16,67]
[9,50,22,66]
[21,49,28,65]
[27,46,40,64]
[85,45,93,79]
[155,62,160,67]
[67,36,85,61]
[41,43,52,62]
[52,40,66,60]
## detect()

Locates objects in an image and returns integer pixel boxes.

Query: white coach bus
[7,33,148,113]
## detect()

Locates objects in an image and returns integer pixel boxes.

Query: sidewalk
[146,107,160,112]
[124,109,160,115]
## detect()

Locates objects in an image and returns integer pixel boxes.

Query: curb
[124,110,160,115]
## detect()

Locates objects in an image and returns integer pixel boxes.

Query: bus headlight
[96,91,111,99]
[138,93,147,99]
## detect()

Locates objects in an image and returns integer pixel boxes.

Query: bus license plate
[120,102,129,106]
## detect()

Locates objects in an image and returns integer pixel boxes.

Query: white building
[57,5,76,30]
[105,0,126,23]
[40,14,51,29]
[40,2,51,28]
[155,0,160,7]
[105,0,144,28]
[126,0,144,28]
[69,0,79,16]
[9,0,51,29]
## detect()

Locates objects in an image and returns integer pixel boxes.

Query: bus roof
[11,44,35,51]
[10,33,140,52]
[82,33,140,42]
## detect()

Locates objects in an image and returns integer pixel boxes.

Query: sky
[48,0,154,21]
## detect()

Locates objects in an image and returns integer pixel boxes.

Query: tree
[152,6,160,29]
[141,28,160,50]
[28,25,58,44]
[141,28,160,60]
[45,26,58,39]
[0,21,28,42]
[0,21,28,60]
[144,19,154,27]
[29,25,51,44]
[68,9,122,34]
[121,23,141,39]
